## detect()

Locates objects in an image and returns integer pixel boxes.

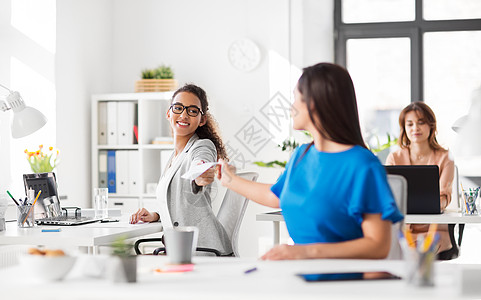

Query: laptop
[23,172,102,226]
[385,165,441,214]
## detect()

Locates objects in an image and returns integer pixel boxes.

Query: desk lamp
[453,86,481,157]
[0,83,47,138]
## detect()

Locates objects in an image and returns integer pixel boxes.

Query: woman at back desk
[385,101,456,259]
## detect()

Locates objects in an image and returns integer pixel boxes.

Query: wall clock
[228,38,261,72]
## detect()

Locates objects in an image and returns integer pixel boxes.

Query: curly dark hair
[171,84,228,161]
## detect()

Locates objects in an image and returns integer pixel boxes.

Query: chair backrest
[216,171,258,257]
[453,164,460,210]
[385,174,407,260]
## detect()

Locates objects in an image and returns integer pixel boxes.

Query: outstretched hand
[217,159,237,187]
[194,160,216,187]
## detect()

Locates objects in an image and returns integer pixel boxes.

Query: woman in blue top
[218,62,403,260]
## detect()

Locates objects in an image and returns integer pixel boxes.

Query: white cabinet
[91,93,175,211]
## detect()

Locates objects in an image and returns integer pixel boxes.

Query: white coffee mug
[164,226,199,264]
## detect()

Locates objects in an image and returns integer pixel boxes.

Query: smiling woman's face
[167,92,205,138]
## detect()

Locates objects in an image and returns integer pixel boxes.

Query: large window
[335,0,481,153]
[0,0,56,195]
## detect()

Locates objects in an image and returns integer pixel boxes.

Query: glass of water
[93,188,109,219]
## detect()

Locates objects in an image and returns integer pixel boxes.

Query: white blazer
[156,134,232,255]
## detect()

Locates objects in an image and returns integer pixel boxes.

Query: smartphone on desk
[297,271,401,282]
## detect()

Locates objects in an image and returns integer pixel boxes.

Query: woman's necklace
[409,149,430,164]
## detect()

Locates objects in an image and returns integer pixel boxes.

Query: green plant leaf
[141,69,155,79]
[253,160,287,168]
[111,235,134,257]
[153,65,174,79]
[369,133,398,154]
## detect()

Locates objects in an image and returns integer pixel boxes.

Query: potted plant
[254,131,398,167]
[110,235,137,283]
[135,65,178,92]
[24,145,60,173]
[253,132,311,168]
[368,133,398,164]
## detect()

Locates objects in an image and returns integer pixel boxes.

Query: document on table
[181,162,218,180]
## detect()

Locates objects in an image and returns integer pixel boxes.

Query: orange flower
[24,149,28,153]
[25,145,60,173]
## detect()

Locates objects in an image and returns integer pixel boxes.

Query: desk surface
[0,256,467,299]
[256,210,481,224]
[0,219,162,247]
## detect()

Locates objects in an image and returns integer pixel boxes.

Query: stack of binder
[98,101,137,145]
[99,150,139,195]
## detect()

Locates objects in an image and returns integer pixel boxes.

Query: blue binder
[107,150,116,193]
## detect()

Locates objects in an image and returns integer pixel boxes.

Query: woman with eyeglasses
[130,84,232,256]
[217,63,403,260]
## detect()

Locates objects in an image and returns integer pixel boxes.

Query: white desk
[405,210,481,224]
[256,211,284,245]
[257,210,481,245]
[0,219,162,254]
[0,256,468,299]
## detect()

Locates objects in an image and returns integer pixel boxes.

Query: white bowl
[19,255,77,281]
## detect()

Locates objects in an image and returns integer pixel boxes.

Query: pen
[244,267,257,274]
[422,224,438,252]
[403,228,416,248]
[6,191,19,206]
[42,228,61,232]
[22,190,41,225]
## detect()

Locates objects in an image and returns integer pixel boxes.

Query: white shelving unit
[91,92,175,214]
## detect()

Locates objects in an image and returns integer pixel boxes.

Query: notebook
[385,165,441,214]
[23,172,102,226]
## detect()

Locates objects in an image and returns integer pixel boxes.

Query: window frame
[334,0,481,102]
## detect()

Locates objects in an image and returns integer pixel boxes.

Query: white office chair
[385,174,407,260]
[216,171,258,256]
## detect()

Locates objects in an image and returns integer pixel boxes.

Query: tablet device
[297,271,401,282]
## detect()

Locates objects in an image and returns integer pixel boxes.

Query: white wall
[55,0,334,257]
[56,0,113,207]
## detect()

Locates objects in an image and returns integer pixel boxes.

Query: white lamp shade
[11,106,47,138]
[454,87,481,157]
[452,115,468,133]
[4,90,48,138]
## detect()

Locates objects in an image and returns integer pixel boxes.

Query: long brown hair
[398,101,443,151]
[172,84,228,160]
[297,63,367,149]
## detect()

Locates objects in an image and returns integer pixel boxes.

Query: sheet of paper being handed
[181,162,219,180]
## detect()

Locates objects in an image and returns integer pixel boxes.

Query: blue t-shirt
[271,144,404,245]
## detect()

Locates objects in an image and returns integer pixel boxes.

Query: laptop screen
[385,165,441,214]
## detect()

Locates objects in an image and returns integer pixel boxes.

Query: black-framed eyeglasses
[170,102,204,117]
